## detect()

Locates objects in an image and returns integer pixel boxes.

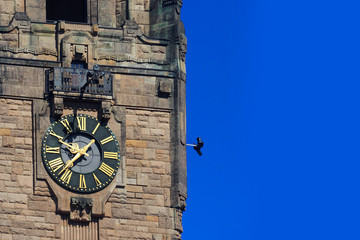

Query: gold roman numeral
[50,130,63,140]
[60,119,72,133]
[93,173,101,186]
[104,152,118,160]
[60,169,73,184]
[77,117,86,131]
[99,162,114,177]
[92,123,100,135]
[45,146,60,154]
[100,136,114,145]
[48,157,64,172]
[79,174,87,188]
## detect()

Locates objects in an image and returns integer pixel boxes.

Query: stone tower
[0,0,187,239]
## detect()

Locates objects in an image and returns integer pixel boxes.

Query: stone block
[0,129,11,136]
[127,184,144,193]
[137,173,149,186]
[15,0,25,12]
[126,140,148,148]
[18,175,32,188]
[8,193,27,204]
[146,215,159,222]
[153,234,163,240]
[0,1,15,14]
[112,206,133,219]
[38,36,55,49]
[0,192,7,202]
[26,6,45,22]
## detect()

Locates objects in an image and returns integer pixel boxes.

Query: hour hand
[58,152,82,174]
[59,140,89,156]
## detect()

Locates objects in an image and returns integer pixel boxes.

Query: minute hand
[82,139,95,152]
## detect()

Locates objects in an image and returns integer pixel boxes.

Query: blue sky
[182,0,360,239]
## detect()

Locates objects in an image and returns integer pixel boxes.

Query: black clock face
[42,114,121,193]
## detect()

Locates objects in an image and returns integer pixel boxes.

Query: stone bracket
[100,100,111,122]
[158,78,172,98]
[51,97,64,119]
[70,197,93,222]
[178,33,187,63]
[173,191,187,236]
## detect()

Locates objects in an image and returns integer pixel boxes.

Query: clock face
[41,114,121,193]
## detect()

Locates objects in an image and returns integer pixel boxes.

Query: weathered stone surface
[0,0,187,238]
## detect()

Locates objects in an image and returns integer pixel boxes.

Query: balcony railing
[46,67,113,96]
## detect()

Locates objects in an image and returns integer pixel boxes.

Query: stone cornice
[0,46,57,56]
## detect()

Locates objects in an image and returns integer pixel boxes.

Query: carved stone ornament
[158,79,171,98]
[179,34,187,62]
[51,98,64,119]
[70,197,93,222]
[100,101,112,122]
[174,192,187,234]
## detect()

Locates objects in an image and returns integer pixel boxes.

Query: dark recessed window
[71,61,87,69]
[46,0,87,23]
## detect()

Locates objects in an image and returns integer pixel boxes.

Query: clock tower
[0,0,187,239]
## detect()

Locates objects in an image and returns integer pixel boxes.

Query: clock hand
[58,152,82,175]
[81,139,95,153]
[59,139,89,156]
[58,139,95,174]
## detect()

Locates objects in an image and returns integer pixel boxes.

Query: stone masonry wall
[0,0,24,26]
[101,109,176,239]
[0,100,177,239]
[0,98,63,240]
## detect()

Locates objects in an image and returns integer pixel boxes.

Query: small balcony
[46,67,113,99]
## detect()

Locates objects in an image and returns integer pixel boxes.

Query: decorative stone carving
[62,216,99,240]
[179,34,187,62]
[70,197,93,222]
[60,32,97,69]
[174,192,187,235]
[158,78,172,98]
[100,101,112,122]
[51,97,64,119]
[71,44,88,63]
